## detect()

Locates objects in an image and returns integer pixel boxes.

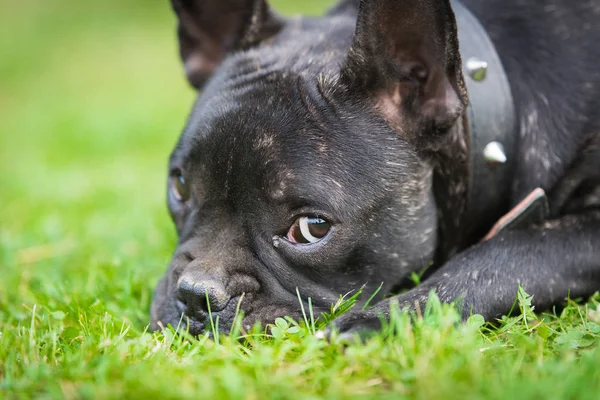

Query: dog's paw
[318,310,384,344]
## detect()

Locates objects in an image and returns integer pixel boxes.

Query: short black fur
[151,0,600,337]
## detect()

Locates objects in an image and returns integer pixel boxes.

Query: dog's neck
[434,0,516,262]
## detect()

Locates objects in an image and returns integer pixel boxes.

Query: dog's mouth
[170,295,244,336]
[154,289,327,337]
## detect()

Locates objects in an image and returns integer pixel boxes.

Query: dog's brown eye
[171,170,190,203]
[287,216,331,244]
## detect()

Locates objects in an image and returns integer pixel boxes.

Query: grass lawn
[1,1,600,398]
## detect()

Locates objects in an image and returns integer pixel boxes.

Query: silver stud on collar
[466,57,488,82]
[483,141,507,165]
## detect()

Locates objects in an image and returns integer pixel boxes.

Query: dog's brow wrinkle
[316,73,341,113]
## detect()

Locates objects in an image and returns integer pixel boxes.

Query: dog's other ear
[171,0,284,89]
[341,0,467,141]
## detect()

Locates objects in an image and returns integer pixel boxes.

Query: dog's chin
[151,295,306,337]
[151,298,239,337]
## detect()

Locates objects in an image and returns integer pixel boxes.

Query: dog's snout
[177,277,231,314]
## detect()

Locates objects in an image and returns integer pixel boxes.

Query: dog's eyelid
[285,201,337,222]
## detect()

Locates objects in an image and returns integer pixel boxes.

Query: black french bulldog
[151,0,600,337]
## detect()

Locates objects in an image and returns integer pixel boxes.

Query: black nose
[177,277,231,314]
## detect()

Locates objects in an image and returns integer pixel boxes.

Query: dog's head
[151,0,468,335]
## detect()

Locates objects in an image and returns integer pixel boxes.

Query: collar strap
[453,0,517,234]
[482,188,549,241]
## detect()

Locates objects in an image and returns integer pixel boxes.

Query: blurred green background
[0,0,332,326]
[3,4,600,399]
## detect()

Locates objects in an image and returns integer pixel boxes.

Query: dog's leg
[330,211,600,337]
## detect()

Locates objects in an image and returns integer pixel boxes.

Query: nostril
[177,277,231,314]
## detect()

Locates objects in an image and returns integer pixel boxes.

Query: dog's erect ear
[341,0,467,140]
[171,0,284,89]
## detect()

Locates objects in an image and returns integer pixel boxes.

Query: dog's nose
[177,277,231,314]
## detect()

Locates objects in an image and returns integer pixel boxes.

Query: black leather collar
[453,0,517,238]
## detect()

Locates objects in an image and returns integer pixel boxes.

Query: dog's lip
[168,310,209,336]
[183,317,207,336]
[171,295,244,335]
[176,300,212,323]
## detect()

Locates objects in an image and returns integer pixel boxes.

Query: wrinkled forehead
[172,65,423,215]
[181,77,358,180]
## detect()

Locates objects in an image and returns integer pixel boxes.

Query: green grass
[1,1,600,398]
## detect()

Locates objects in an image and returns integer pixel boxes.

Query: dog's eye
[286,216,331,244]
[171,169,190,203]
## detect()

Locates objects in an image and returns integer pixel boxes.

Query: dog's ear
[171,0,284,89]
[341,0,467,141]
